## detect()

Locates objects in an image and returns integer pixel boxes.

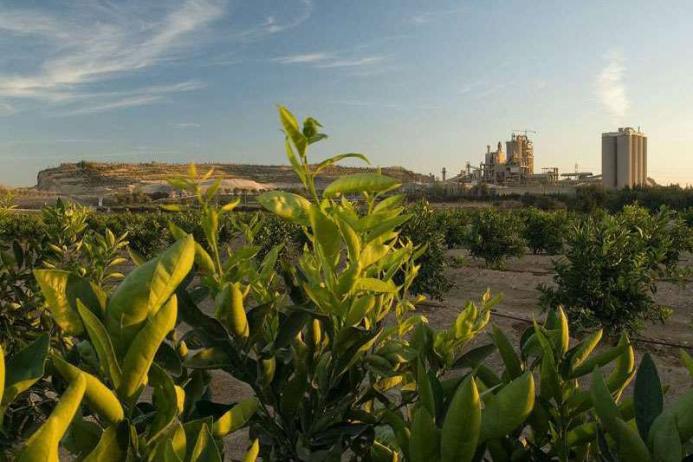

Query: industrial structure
[428,126,649,195]
[601,127,648,189]
[460,131,553,185]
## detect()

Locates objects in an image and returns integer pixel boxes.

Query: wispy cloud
[0,1,313,115]
[273,52,385,69]
[0,2,224,101]
[407,7,465,25]
[230,0,313,41]
[597,50,629,121]
[53,81,205,116]
[317,57,385,68]
[273,53,332,64]
[173,122,202,128]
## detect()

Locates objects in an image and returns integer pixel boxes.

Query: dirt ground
[425,250,692,396]
[213,250,693,459]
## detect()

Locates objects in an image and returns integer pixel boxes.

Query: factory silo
[602,127,647,189]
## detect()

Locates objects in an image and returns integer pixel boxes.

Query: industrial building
[601,127,647,189]
[434,126,650,195]
[463,131,545,185]
[506,133,534,177]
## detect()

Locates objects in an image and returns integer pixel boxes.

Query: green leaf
[606,335,635,393]
[34,269,101,335]
[212,397,259,437]
[17,374,86,462]
[76,300,122,388]
[273,310,311,349]
[117,295,178,404]
[591,368,621,433]
[258,191,311,225]
[660,388,693,442]
[451,343,496,370]
[308,205,341,265]
[409,406,440,462]
[634,353,663,441]
[148,363,180,445]
[190,423,222,462]
[184,347,234,369]
[278,106,307,156]
[359,242,390,268]
[609,417,652,462]
[323,173,400,198]
[82,423,130,462]
[416,358,436,417]
[556,306,570,356]
[479,371,535,442]
[648,412,681,462]
[491,324,523,379]
[568,329,603,373]
[441,376,481,462]
[62,417,102,458]
[243,439,260,462]
[107,236,194,353]
[355,278,397,293]
[314,153,369,174]
[569,338,630,379]
[51,355,124,425]
[2,334,49,408]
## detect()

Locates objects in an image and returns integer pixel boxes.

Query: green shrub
[539,210,674,335]
[464,208,526,268]
[400,201,452,299]
[522,207,569,255]
[434,208,470,249]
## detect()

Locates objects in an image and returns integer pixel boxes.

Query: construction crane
[512,129,537,137]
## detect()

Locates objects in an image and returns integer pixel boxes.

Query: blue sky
[0,0,692,186]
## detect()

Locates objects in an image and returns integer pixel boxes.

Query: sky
[0,0,692,187]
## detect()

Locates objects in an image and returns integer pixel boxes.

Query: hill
[36,161,432,196]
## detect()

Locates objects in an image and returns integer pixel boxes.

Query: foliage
[0,189,17,220]
[539,209,675,335]
[604,184,693,212]
[170,107,433,459]
[432,208,470,249]
[1,106,693,461]
[522,207,570,255]
[464,208,526,268]
[399,201,452,299]
[8,237,260,460]
[41,200,129,286]
[504,308,636,461]
[253,211,306,263]
[589,350,693,461]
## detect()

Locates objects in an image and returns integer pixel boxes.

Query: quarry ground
[212,250,693,457]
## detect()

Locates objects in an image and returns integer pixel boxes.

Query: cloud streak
[407,7,465,25]
[273,52,385,69]
[0,1,313,115]
[597,50,629,121]
[53,81,205,116]
[0,2,224,101]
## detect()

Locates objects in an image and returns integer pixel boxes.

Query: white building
[602,127,647,189]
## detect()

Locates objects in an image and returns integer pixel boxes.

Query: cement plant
[434,127,651,194]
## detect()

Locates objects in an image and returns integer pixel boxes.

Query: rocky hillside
[36,161,432,196]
